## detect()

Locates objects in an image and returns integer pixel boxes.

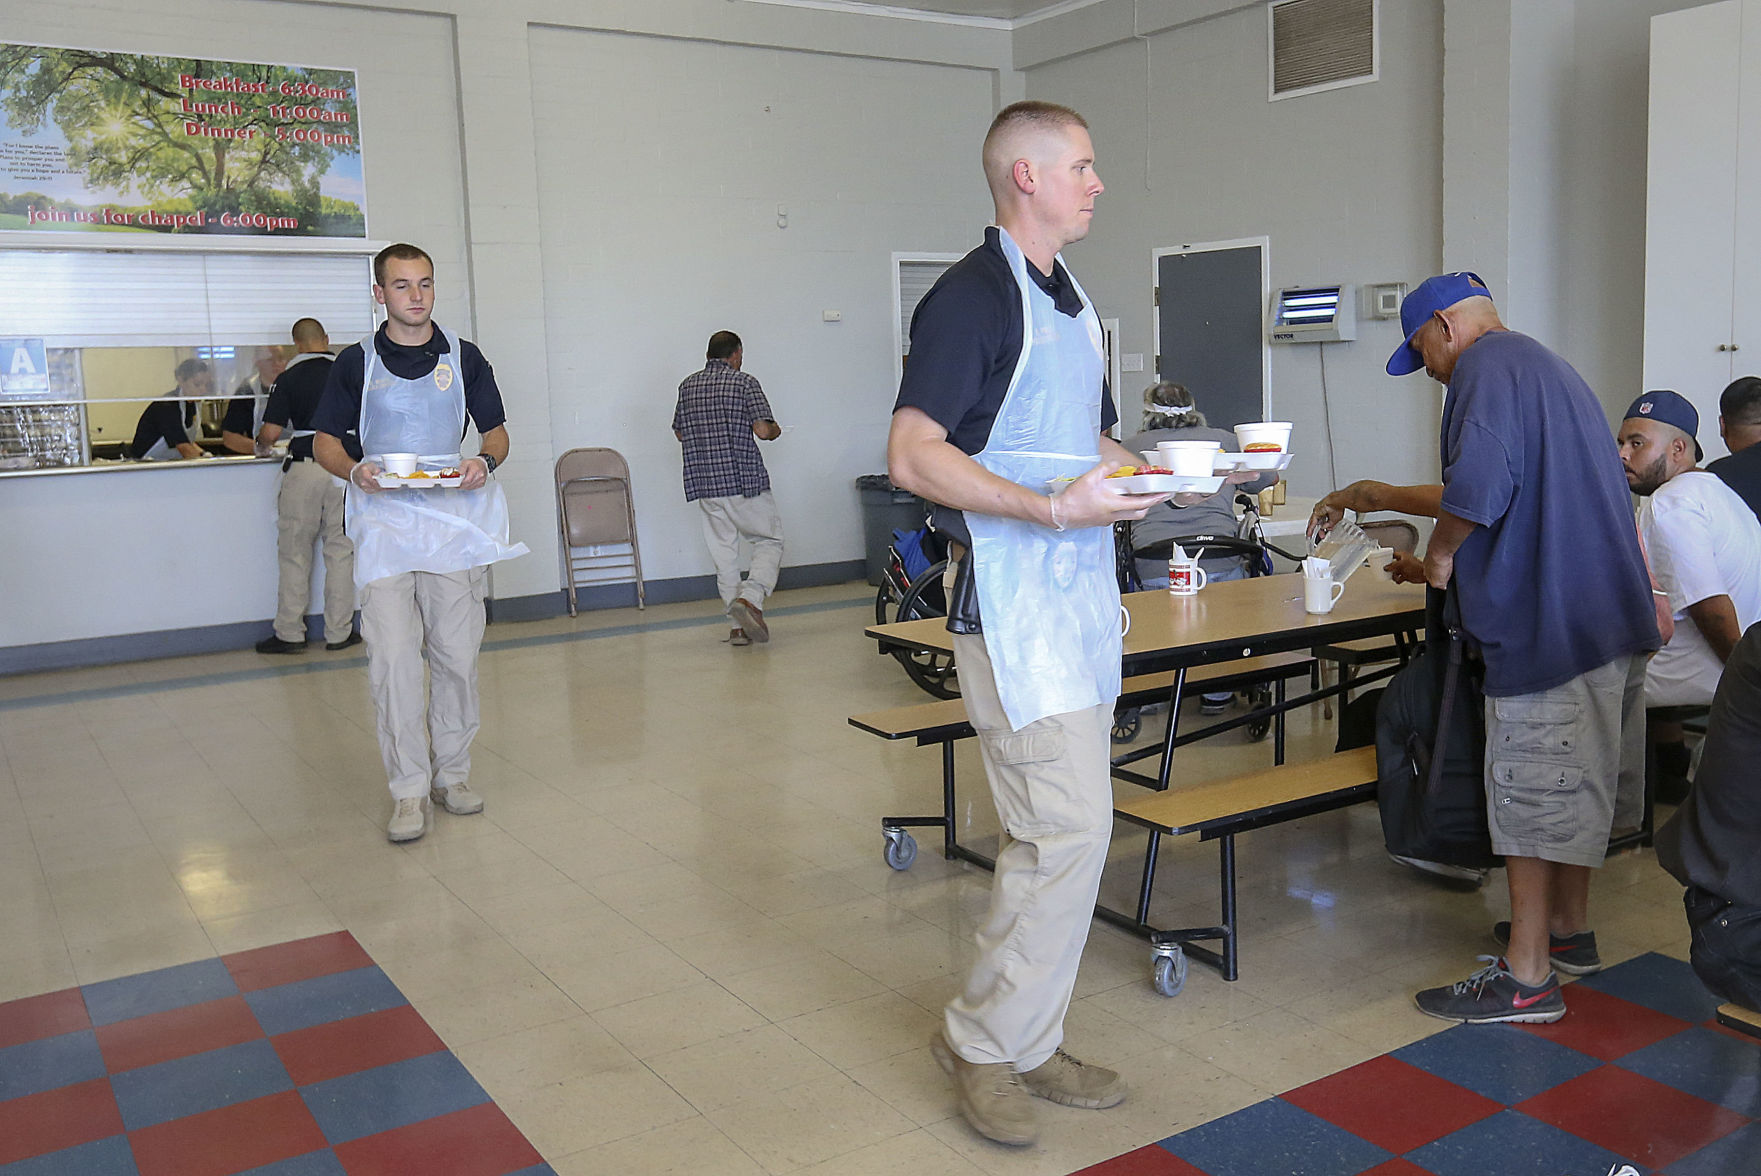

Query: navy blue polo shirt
[1709,443,1761,527]
[264,355,362,461]
[1439,331,1658,695]
[312,323,507,444]
[893,227,1116,542]
[129,393,195,458]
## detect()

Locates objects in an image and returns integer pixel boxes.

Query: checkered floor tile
[0,933,552,1176]
[1076,954,1761,1176]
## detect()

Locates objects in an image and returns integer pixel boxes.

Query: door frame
[1150,236,1272,420]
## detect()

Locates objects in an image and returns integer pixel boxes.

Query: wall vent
[1269,0,1378,101]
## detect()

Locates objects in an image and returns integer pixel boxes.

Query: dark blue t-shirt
[1439,331,1658,696]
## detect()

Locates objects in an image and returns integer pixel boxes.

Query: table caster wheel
[883,828,918,871]
[1152,947,1187,997]
[1111,707,1142,744]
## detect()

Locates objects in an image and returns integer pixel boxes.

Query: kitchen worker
[887,100,1171,1148]
[129,358,209,460]
[311,243,527,844]
[221,348,287,455]
[253,318,360,655]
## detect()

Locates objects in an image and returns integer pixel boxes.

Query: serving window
[0,247,376,472]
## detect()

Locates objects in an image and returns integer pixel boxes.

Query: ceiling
[760,0,1092,24]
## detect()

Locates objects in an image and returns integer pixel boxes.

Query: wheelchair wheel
[874,579,901,626]
[1246,684,1273,742]
[892,559,960,699]
[1111,706,1142,744]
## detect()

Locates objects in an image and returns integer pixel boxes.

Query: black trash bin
[856,475,928,587]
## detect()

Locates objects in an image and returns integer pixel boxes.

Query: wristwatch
[477,453,499,475]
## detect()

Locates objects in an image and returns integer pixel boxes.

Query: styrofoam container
[381,452,418,476]
[1233,421,1293,453]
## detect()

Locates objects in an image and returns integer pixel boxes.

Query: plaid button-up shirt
[673,359,774,501]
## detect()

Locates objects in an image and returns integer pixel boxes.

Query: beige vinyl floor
[0,582,1695,1175]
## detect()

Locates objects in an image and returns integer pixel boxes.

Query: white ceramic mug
[1169,559,1208,595]
[1303,576,1345,614]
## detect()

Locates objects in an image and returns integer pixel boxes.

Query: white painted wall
[1019,1,1447,499]
[527,27,995,585]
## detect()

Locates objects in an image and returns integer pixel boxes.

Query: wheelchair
[873,526,959,699]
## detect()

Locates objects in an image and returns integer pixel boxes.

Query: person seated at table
[1618,390,1761,803]
[1708,375,1761,526]
[1657,620,1761,1012]
[129,358,211,460]
[1122,383,1276,713]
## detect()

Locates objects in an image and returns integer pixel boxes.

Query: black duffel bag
[1373,586,1501,871]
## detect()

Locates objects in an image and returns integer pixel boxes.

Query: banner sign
[0,42,365,237]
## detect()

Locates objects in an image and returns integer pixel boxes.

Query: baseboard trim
[1,561,868,675]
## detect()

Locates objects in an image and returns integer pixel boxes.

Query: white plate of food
[1108,472,1225,495]
[379,468,464,488]
[1217,450,1294,471]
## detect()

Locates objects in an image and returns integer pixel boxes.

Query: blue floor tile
[507,1167,559,1176]
[238,1151,348,1176]
[0,1030,105,1101]
[1578,954,1720,1025]
[244,966,406,1036]
[1618,1026,1761,1118]
[0,1135,139,1176]
[1664,1118,1761,1176]
[81,957,238,1027]
[1407,1109,1646,1176]
[1158,1098,1389,1176]
[109,1038,293,1130]
[299,1051,489,1145]
[1393,1023,1602,1105]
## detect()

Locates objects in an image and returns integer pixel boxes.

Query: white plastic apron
[966,228,1121,731]
[345,326,527,587]
[142,397,200,461]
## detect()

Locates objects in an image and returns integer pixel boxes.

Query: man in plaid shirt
[673,331,785,645]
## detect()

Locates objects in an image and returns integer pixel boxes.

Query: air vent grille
[1270,0,1377,100]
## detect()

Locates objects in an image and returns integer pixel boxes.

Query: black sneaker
[325,630,363,652]
[255,635,307,654]
[1492,921,1602,975]
[1415,956,1565,1024]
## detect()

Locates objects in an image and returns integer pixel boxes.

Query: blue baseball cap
[1624,389,1703,462]
[1386,272,1495,376]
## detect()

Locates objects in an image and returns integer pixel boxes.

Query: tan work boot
[1019,1048,1127,1108]
[930,1032,1037,1147]
[729,599,769,642]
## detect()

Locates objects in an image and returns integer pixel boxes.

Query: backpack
[1372,587,1502,870]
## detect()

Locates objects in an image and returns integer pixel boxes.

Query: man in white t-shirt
[1618,390,1761,798]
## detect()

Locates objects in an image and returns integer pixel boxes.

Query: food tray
[1109,473,1225,494]
[379,473,463,488]
[1214,451,1294,472]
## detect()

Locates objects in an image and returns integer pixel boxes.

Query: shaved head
[982,101,1089,202]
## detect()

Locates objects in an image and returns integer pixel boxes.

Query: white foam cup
[381,452,418,476]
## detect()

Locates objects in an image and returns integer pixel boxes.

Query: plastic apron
[345,326,528,587]
[966,228,1121,731]
[141,397,199,461]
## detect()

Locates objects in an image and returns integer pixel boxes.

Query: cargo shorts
[1483,653,1647,867]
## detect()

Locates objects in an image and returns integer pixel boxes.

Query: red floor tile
[333,1101,542,1176]
[0,1078,123,1166]
[1071,1144,1211,1174]
[0,987,90,1050]
[1518,983,1689,1060]
[127,1089,328,1176]
[1281,1054,1502,1154]
[270,1004,446,1086]
[1356,1162,1435,1176]
[224,931,375,993]
[1517,1065,1749,1169]
[94,996,264,1073]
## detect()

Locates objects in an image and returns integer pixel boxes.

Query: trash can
[856,475,929,586]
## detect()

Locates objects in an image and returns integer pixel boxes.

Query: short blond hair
[982,101,1088,191]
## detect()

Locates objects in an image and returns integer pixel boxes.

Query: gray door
[1155,245,1265,429]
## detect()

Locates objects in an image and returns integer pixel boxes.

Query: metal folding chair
[555,447,645,616]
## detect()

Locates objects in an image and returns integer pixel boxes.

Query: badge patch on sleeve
[434,363,455,391]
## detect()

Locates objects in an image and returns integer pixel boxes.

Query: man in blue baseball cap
[1618,389,1761,803]
[1316,272,1660,1024]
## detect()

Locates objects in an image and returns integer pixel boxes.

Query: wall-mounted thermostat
[1364,282,1407,320]
[1270,285,1356,343]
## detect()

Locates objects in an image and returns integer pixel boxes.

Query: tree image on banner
[0,44,364,236]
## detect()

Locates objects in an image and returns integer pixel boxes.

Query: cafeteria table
[864,573,1427,982]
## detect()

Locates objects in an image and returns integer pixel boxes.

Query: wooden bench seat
[1109,746,1380,986]
[1115,745,1379,837]
[849,651,1316,744]
[1717,1002,1761,1040]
